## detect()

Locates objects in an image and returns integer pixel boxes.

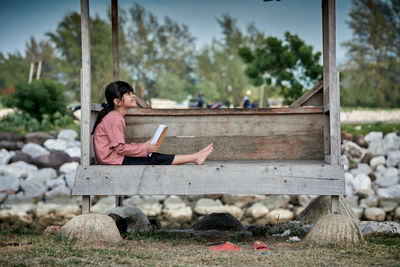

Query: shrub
[3,79,68,121]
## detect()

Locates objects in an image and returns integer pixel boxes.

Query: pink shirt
[93,111,147,165]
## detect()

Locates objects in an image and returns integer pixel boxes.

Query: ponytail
[91,103,110,135]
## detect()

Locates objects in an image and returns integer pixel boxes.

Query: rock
[45,185,71,198]
[0,132,23,142]
[20,180,47,198]
[44,139,67,152]
[261,195,291,209]
[355,134,368,148]
[91,196,116,214]
[345,173,354,196]
[265,209,294,224]
[58,129,78,142]
[379,200,398,212]
[25,132,53,145]
[350,163,372,176]
[356,189,374,199]
[395,207,400,220]
[375,165,387,179]
[304,214,363,246]
[106,205,151,233]
[221,205,244,220]
[368,141,385,156]
[44,225,61,236]
[66,140,81,148]
[9,151,33,164]
[21,143,50,158]
[360,221,400,236]
[59,162,79,173]
[352,207,364,219]
[190,213,243,231]
[341,131,353,142]
[383,133,400,151]
[351,174,372,192]
[386,150,400,167]
[65,172,75,189]
[0,140,23,151]
[0,149,15,165]
[60,214,121,244]
[46,178,66,189]
[365,132,383,144]
[246,202,269,219]
[361,152,374,164]
[341,141,366,162]
[377,185,400,200]
[364,207,386,221]
[0,203,35,225]
[341,154,349,171]
[163,196,192,223]
[0,161,38,179]
[194,198,224,215]
[32,151,73,169]
[375,168,399,188]
[222,194,266,208]
[26,168,57,185]
[0,175,19,192]
[35,201,80,227]
[136,198,163,217]
[370,156,386,170]
[360,196,378,208]
[65,147,81,158]
[299,196,359,224]
[345,195,359,208]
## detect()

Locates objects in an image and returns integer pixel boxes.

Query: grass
[1,227,399,266]
[341,122,400,138]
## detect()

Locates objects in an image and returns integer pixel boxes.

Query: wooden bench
[74,0,344,214]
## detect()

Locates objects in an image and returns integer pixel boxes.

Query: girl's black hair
[91,81,134,134]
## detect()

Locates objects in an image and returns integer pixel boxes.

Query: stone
[45,185,71,198]
[9,151,32,164]
[106,205,151,233]
[222,194,266,208]
[21,143,50,158]
[383,133,400,151]
[20,180,47,198]
[0,203,35,225]
[59,162,79,174]
[299,196,359,224]
[190,212,243,231]
[246,202,269,219]
[26,168,57,185]
[194,198,224,215]
[32,151,73,169]
[304,214,363,246]
[365,131,383,144]
[297,195,316,206]
[370,156,386,170]
[91,196,116,214]
[136,198,163,217]
[345,195,359,208]
[44,139,67,152]
[368,141,385,156]
[58,129,78,142]
[364,207,386,221]
[35,201,80,227]
[360,221,400,236]
[351,174,372,192]
[386,150,400,167]
[60,214,121,244]
[352,207,364,219]
[360,196,378,208]
[379,200,398,212]
[65,147,81,158]
[341,154,349,171]
[0,149,15,165]
[66,140,81,148]
[163,196,193,223]
[341,131,353,142]
[356,189,374,199]
[0,132,23,142]
[44,225,61,236]
[261,195,291,209]
[341,141,366,162]
[0,175,19,192]
[355,134,368,148]
[350,163,372,176]
[265,209,294,224]
[0,140,23,151]
[361,152,374,164]
[221,205,244,220]
[375,169,399,188]
[46,178,66,189]
[395,207,400,220]
[0,161,38,179]
[375,165,387,179]
[65,172,75,189]
[377,185,400,200]
[25,132,53,145]
[345,173,354,196]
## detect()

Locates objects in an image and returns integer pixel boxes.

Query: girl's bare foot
[195,144,214,165]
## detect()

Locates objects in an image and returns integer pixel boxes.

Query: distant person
[197,92,204,108]
[243,96,250,108]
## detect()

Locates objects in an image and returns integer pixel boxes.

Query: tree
[239,32,323,105]
[25,37,56,79]
[0,52,29,89]
[154,73,187,102]
[340,0,400,107]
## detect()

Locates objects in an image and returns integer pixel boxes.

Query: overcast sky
[0,0,353,64]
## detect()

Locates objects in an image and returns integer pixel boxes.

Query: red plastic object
[209,242,241,251]
[253,241,268,252]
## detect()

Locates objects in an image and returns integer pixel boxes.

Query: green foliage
[239,32,322,105]
[340,0,400,107]
[0,52,29,89]
[196,80,219,102]
[3,79,68,121]
[155,73,188,103]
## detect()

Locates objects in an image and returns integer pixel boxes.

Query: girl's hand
[145,138,159,153]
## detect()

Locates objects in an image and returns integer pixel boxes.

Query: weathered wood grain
[290,80,323,107]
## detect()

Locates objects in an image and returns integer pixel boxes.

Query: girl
[92,81,213,165]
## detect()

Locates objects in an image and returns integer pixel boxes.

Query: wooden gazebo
[74,0,343,215]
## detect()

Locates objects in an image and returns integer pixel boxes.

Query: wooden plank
[73,163,345,196]
[82,195,90,214]
[290,80,323,107]
[332,195,339,214]
[115,196,123,207]
[111,0,119,81]
[322,0,331,159]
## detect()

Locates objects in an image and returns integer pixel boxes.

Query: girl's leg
[171,144,213,165]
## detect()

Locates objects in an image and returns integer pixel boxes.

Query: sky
[0,0,353,64]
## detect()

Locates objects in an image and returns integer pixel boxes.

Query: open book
[149,124,168,156]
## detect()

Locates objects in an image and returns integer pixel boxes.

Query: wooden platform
[73,160,345,196]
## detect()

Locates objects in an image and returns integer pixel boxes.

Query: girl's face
[120,91,137,109]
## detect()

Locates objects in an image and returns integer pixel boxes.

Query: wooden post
[28,62,34,83]
[259,85,264,108]
[331,195,339,214]
[112,0,119,81]
[36,61,42,80]
[115,196,123,207]
[81,0,92,214]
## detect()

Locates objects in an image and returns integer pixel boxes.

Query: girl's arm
[114,142,148,157]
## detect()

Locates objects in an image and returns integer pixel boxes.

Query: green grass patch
[341,122,400,138]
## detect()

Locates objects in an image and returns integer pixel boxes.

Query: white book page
[148,124,167,156]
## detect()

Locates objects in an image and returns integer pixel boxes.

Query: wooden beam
[73,163,345,196]
[112,0,119,81]
[290,80,323,107]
